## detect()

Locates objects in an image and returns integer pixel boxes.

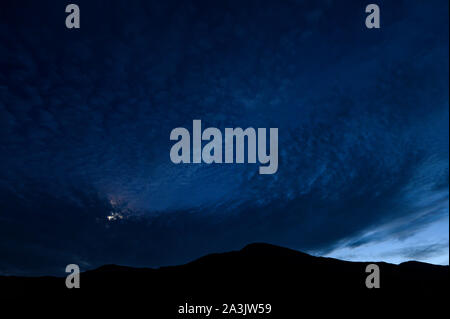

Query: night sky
[0,0,448,276]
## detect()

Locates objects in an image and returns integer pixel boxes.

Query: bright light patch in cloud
[326,215,449,265]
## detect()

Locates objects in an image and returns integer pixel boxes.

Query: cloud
[326,214,449,265]
[0,0,448,274]
[400,243,449,261]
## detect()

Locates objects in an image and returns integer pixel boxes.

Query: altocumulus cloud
[0,0,448,275]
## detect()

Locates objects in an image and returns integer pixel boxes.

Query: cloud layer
[0,0,448,275]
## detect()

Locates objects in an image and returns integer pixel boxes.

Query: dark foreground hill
[0,243,448,317]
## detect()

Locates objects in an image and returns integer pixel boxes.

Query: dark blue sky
[0,0,448,275]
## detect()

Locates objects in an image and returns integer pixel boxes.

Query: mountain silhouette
[1,243,447,316]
